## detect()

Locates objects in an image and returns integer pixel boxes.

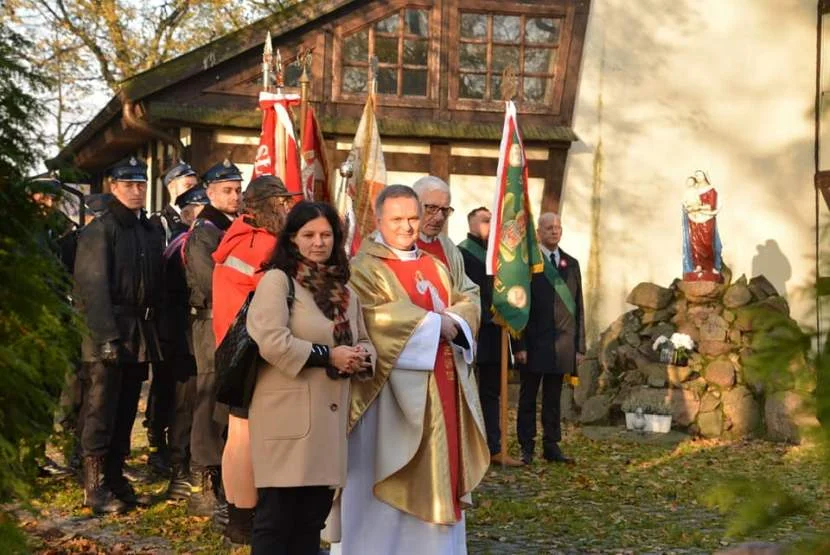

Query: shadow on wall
[751,239,792,300]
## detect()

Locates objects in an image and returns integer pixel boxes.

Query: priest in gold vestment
[331,185,489,555]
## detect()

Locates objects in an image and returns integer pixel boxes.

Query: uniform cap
[107,156,148,182]
[162,161,197,188]
[202,159,243,185]
[84,193,113,216]
[175,186,210,208]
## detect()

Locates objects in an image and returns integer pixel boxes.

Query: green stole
[458,237,487,264]
[543,255,576,317]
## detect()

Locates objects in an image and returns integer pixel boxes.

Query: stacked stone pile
[565,269,816,441]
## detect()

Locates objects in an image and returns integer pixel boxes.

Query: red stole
[417,237,449,267]
[383,254,462,521]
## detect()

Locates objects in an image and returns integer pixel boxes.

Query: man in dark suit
[458,207,523,466]
[513,212,585,465]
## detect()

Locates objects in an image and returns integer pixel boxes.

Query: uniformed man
[145,161,199,475]
[162,185,209,500]
[73,157,164,514]
[184,159,240,520]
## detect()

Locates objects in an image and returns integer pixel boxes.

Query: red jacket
[212,216,277,345]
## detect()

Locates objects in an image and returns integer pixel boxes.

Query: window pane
[460,13,487,39]
[526,17,561,44]
[492,45,519,72]
[493,15,520,43]
[405,9,429,37]
[491,74,503,100]
[376,36,399,65]
[343,66,367,93]
[524,47,556,74]
[375,13,400,34]
[460,43,487,71]
[344,29,368,63]
[402,69,428,96]
[459,74,485,99]
[523,77,550,103]
[377,67,398,95]
[403,40,428,65]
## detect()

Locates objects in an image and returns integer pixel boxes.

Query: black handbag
[215,277,294,408]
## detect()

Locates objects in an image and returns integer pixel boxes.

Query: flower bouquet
[652,333,695,366]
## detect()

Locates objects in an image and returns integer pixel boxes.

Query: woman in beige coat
[246,201,375,554]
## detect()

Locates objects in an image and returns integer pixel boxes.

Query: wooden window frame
[332,0,441,108]
[448,0,576,114]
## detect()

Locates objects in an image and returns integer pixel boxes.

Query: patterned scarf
[295,258,353,346]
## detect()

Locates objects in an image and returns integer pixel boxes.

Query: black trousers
[169,369,196,467]
[517,371,564,455]
[80,362,146,460]
[252,486,335,555]
[190,318,225,471]
[144,361,177,441]
[476,362,501,454]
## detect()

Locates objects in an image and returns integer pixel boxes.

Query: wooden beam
[450,155,547,178]
[429,143,450,181]
[542,147,569,214]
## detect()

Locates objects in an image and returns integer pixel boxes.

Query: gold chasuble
[348,233,490,525]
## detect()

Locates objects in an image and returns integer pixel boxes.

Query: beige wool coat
[247,269,375,488]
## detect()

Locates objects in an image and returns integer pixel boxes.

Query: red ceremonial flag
[254,91,302,194]
[300,106,331,202]
[340,94,386,255]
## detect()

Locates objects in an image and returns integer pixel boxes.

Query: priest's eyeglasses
[423,204,455,217]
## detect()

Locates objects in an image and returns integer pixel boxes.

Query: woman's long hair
[262,201,350,281]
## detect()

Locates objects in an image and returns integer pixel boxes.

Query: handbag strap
[287,276,295,312]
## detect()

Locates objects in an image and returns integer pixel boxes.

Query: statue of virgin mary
[682,170,723,282]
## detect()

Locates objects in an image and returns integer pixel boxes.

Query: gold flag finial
[275,48,284,90]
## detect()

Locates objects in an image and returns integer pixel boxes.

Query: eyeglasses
[423,204,455,217]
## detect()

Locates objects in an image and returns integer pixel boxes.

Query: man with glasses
[412,176,479,301]
[73,157,164,514]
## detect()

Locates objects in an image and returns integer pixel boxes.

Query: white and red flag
[300,105,331,202]
[341,93,386,255]
[254,91,302,194]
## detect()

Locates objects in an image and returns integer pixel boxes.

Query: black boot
[147,428,172,477]
[166,464,192,500]
[212,468,229,531]
[187,468,217,516]
[224,504,254,545]
[83,456,129,515]
[106,456,151,507]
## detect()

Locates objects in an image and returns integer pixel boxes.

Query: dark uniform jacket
[514,249,586,376]
[184,204,232,312]
[458,233,501,366]
[150,206,194,365]
[73,198,164,363]
[150,204,187,246]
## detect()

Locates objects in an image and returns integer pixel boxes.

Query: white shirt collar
[418,232,438,244]
[540,244,560,261]
[375,234,419,261]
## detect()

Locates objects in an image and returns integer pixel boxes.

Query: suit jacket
[514,248,586,375]
[458,233,501,366]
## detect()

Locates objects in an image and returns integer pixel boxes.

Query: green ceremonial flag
[486,100,544,336]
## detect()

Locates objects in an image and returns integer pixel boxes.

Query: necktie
[550,252,558,268]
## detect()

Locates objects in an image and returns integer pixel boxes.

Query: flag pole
[298,48,312,149]
[497,66,521,467]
